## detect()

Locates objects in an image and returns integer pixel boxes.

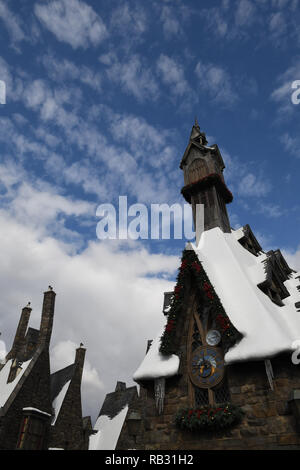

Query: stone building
[0,287,91,450]
[93,121,300,450]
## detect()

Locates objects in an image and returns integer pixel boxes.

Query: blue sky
[0,0,300,422]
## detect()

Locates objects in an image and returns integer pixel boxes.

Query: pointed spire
[189,118,208,145]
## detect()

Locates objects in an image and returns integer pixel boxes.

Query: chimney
[75,344,86,381]
[38,286,56,347]
[115,381,126,392]
[6,303,32,361]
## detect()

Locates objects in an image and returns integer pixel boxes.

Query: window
[16,411,48,450]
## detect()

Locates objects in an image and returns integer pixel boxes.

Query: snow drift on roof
[132,226,300,380]
[88,405,128,450]
[0,359,31,408]
[133,329,180,382]
[51,379,71,425]
[194,227,300,363]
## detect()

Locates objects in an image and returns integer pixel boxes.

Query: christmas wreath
[175,403,244,433]
[159,249,242,356]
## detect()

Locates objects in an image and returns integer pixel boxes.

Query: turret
[6,302,32,361]
[38,286,56,347]
[180,120,233,233]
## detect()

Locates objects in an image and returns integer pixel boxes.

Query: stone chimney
[6,303,32,361]
[115,381,126,392]
[38,286,56,347]
[75,344,86,382]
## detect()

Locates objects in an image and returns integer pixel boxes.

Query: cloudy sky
[0,0,300,423]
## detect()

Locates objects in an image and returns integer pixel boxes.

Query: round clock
[206,329,221,346]
[189,346,224,388]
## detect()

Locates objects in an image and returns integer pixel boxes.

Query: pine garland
[175,403,244,432]
[159,249,242,356]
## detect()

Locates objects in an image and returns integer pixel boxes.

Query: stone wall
[49,348,86,450]
[0,347,52,450]
[117,352,300,450]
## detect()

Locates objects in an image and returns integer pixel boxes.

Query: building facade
[0,287,91,450]
[96,122,300,450]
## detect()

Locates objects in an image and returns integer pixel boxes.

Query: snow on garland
[159,249,242,356]
[175,403,244,433]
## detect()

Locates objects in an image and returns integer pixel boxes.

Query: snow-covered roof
[133,227,300,380]
[51,379,71,425]
[133,329,180,382]
[0,359,32,408]
[88,405,128,450]
[23,407,52,417]
[195,227,300,363]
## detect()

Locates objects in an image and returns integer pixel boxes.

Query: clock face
[189,346,224,388]
[206,329,221,346]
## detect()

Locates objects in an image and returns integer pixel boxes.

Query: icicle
[154,377,165,414]
[264,359,274,391]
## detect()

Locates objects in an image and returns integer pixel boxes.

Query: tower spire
[180,122,233,233]
[189,119,208,145]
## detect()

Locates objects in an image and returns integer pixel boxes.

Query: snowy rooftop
[133,226,300,381]
[0,359,32,408]
[51,379,71,425]
[133,331,180,382]
[88,405,128,450]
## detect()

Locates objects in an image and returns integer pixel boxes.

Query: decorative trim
[175,403,244,432]
[181,173,233,204]
[159,249,242,356]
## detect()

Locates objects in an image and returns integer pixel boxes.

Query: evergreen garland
[175,403,244,433]
[159,249,242,356]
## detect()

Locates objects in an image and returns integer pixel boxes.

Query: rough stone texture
[49,347,86,450]
[0,346,52,450]
[115,280,300,451]
[0,290,89,450]
[116,351,300,450]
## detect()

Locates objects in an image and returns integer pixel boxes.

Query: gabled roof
[98,383,138,419]
[180,140,225,170]
[0,358,32,408]
[50,363,76,424]
[89,381,138,450]
[133,226,300,381]
[50,363,76,403]
[89,405,128,450]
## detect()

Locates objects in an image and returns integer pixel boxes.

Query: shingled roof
[98,381,138,419]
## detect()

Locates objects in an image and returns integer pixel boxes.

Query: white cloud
[35,0,108,49]
[222,148,272,199]
[0,209,178,421]
[195,60,238,106]
[0,0,25,44]
[235,0,256,26]
[103,54,159,102]
[41,55,102,91]
[157,54,192,98]
[160,6,182,38]
[257,202,284,218]
[0,339,7,362]
[269,11,287,36]
[110,2,147,39]
[237,173,272,197]
[280,133,300,159]
[283,246,300,272]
